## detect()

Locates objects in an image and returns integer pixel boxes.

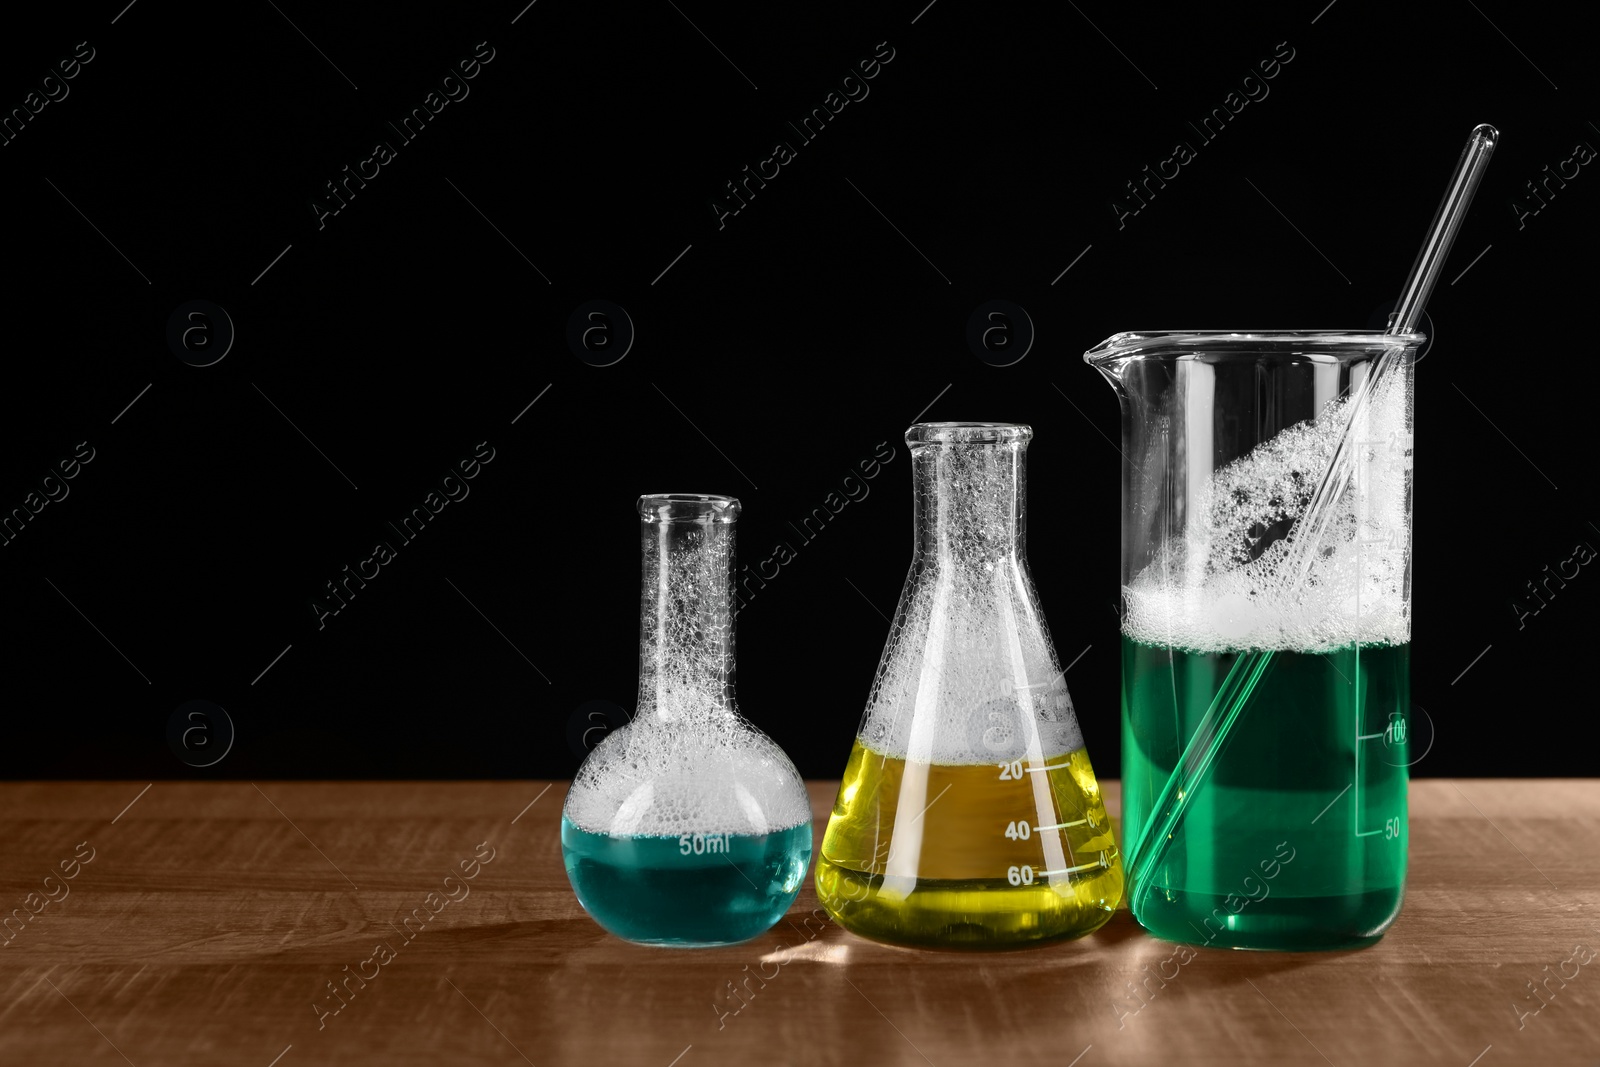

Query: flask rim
[636,493,741,524]
[906,422,1032,446]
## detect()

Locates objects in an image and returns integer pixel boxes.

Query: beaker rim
[1082,330,1427,366]
[906,422,1033,445]
[637,493,741,524]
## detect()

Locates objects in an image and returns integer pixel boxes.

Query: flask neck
[912,439,1028,562]
[636,514,738,720]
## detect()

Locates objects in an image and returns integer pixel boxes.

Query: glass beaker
[561,494,813,946]
[1085,331,1422,950]
[815,423,1124,948]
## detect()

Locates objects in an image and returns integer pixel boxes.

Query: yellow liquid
[816,742,1123,948]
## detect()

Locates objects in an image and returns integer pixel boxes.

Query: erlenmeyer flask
[562,494,813,946]
[815,423,1123,948]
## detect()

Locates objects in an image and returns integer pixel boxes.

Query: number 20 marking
[997,760,1024,780]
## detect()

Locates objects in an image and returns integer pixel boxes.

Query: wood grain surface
[1,780,1596,1066]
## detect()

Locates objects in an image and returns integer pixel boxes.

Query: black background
[1,1,1592,781]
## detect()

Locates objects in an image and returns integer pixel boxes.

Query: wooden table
[3,780,1596,1066]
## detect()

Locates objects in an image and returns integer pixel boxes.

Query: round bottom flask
[562,494,812,947]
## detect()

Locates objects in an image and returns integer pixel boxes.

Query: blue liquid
[561,818,813,946]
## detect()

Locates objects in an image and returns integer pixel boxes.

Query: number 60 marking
[1007,865,1035,886]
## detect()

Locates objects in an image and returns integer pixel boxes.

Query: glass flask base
[817,742,1125,949]
[816,859,1121,949]
[561,818,812,946]
[1132,886,1403,951]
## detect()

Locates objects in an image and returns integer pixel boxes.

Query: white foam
[563,525,811,837]
[856,440,1086,766]
[564,720,811,837]
[1124,362,1412,654]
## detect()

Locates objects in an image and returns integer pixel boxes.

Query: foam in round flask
[562,494,812,946]
[816,423,1123,948]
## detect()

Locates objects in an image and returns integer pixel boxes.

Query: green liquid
[1121,637,1408,950]
[561,818,812,946]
